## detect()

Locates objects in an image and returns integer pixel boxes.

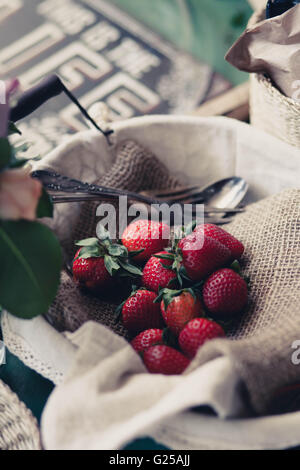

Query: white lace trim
[1,312,64,385]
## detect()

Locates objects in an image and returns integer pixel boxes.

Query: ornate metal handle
[31,170,160,205]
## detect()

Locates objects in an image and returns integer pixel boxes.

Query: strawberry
[143,345,190,375]
[118,288,164,333]
[72,227,142,292]
[73,248,113,291]
[202,268,248,318]
[122,220,170,262]
[194,224,244,260]
[142,251,178,293]
[157,288,204,335]
[177,232,231,281]
[131,329,164,353]
[179,318,225,359]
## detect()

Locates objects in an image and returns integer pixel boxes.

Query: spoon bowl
[199,176,249,209]
[141,176,249,208]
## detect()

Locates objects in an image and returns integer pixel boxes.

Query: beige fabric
[247,0,265,10]
[227,5,300,100]
[192,188,300,414]
[41,328,245,450]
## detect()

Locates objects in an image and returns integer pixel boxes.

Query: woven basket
[0,380,41,450]
[248,10,300,148]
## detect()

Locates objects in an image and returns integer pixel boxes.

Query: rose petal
[0,167,42,221]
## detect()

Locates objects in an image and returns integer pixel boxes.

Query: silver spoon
[32,171,248,212]
[196,176,249,210]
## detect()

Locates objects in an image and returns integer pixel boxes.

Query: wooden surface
[192,81,250,121]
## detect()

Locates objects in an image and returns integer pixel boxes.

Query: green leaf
[230,260,241,275]
[153,253,175,261]
[8,122,21,136]
[36,188,53,218]
[108,244,128,257]
[0,137,12,170]
[184,220,197,236]
[177,264,191,282]
[128,248,144,257]
[160,263,173,270]
[75,237,99,247]
[115,300,125,322]
[0,220,62,319]
[157,287,192,311]
[185,287,196,301]
[97,224,111,241]
[118,260,143,276]
[128,285,143,297]
[104,255,120,276]
[167,277,178,288]
[76,245,102,259]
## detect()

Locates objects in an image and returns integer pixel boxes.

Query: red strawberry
[143,345,190,375]
[178,232,231,281]
[159,288,204,335]
[202,268,248,318]
[142,251,177,293]
[73,248,113,291]
[122,220,170,262]
[72,230,142,293]
[179,318,225,359]
[120,288,164,333]
[194,224,244,260]
[131,329,164,353]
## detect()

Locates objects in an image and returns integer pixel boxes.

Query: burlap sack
[45,139,300,415]
[192,188,300,414]
[46,140,181,334]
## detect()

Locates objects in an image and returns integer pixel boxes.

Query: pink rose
[0,78,19,137]
[0,166,42,220]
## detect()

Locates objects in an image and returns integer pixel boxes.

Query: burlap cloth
[46,140,180,336]
[45,139,300,416]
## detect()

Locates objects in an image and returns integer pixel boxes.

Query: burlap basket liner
[248,9,300,148]
[2,115,300,449]
[39,120,300,416]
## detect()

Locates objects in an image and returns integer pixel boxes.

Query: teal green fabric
[112,0,253,85]
[124,438,169,450]
[0,326,166,449]
[0,347,54,424]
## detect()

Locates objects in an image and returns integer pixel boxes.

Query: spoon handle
[32,170,245,214]
[31,170,163,206]
[49,191,244,213]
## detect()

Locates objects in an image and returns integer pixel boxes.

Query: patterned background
[0,0,230,156]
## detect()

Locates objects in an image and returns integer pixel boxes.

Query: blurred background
[0,0,255,156]
[112,0,253,85]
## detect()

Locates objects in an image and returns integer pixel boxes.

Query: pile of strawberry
[73,220,248,375]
